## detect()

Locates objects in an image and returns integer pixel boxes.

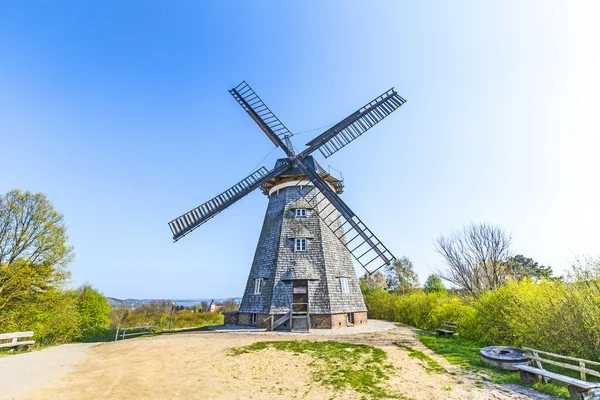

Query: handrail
[115,325,155,341]
[524,355,600,379]
[524,348,600,382]
[524,348,600,366]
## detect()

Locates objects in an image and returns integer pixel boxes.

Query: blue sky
[1,1,598,298]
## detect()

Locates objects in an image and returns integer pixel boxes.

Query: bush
[364,268,600,360]
[108,301,224,331]
[76,284,111,331]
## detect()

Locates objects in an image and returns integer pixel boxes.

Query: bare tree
[435,223,512,296]
[359,271,387,290]
[219,298,239,312]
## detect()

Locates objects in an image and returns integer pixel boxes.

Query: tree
[200,301,209,312]
[359,271,387,291]
[219,298,239,312]
[507,255,552,280]
[423,274,445,293]
[435,223,512,296]
[386,257,419,293]
[76,284,111,331]
[0,190,73,313]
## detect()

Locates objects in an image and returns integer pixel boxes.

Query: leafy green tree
[507,255,552,280]
[0,190,73,313]
[423,275,445,293]
[76,284,111,331]
[386,257,419,293]
[359,271,387,292]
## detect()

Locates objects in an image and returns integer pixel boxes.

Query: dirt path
[5,323,556,400]
[0,343,96,400]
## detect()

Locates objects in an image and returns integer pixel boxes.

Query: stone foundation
[232,311,367,330]
[329,312,368,329]
[223,311,239,325]
[237,313,270,328]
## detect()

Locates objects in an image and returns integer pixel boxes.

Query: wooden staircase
[264,304,310,332]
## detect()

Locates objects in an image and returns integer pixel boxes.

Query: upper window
[295,238,307,251]
[254,278,263,295]
[340,277,350,293]
[295,209,307,218]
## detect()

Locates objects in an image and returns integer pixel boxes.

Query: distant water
[176,301,203,307]
[174,298,241,307]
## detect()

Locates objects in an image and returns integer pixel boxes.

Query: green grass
[419,334,572,398]
[394,343,446,373]
[230,340,403,399]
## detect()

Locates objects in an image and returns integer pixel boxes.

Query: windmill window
[251,313,257,324]
[295,238,307,251]
[295,209,307,218]
[347,312,355,324]
[254,278,263,295]
[340,277,350,293]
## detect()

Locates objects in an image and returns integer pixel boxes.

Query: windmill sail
[229,81,293,151]
[168,167,273,241]
[302,88,406,159]
[294,159,395,273]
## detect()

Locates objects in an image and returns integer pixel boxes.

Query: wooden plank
[515,365,600,390]
[533,351,548,383]
[0,331,34,340]
[524,348,600,367]
[524,355,600,379]
[0,340,35,349]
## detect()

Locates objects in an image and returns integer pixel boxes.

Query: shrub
[363,267,600,360]
[76,284,111,331]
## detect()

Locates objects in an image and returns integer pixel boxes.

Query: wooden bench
[435,321,457,337]
[516,348,600,399]
[0,331,35,350]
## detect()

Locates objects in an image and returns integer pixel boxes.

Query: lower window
[347,313,355,324]
[251,313,257,324]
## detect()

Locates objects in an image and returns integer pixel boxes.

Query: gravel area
[202,318,396,335]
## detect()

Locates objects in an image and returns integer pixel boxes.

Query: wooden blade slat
[302,89,406,159]
[168,167,270,241]
[229,81,293,153]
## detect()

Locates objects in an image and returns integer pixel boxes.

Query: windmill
[169,81,406,330]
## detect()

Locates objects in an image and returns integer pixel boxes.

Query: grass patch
[394,343,446,373]
[230,340,402,399]
[419,334,571,398]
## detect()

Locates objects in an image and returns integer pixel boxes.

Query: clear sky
[1,1,598,299]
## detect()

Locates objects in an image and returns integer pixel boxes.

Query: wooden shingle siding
[239,180,367,321]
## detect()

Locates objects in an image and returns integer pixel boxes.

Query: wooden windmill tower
[169,81,406,330]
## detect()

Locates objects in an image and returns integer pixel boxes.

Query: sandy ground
[2,322,557,400]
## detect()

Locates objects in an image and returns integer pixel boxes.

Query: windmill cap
[262,156,344,195]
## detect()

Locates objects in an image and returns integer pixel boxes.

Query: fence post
[580,361,586,381]
[114,327,119,341]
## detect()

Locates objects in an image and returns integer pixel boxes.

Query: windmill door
[291,280,309,331]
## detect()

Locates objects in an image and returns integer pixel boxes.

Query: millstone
[479,346,529,370]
